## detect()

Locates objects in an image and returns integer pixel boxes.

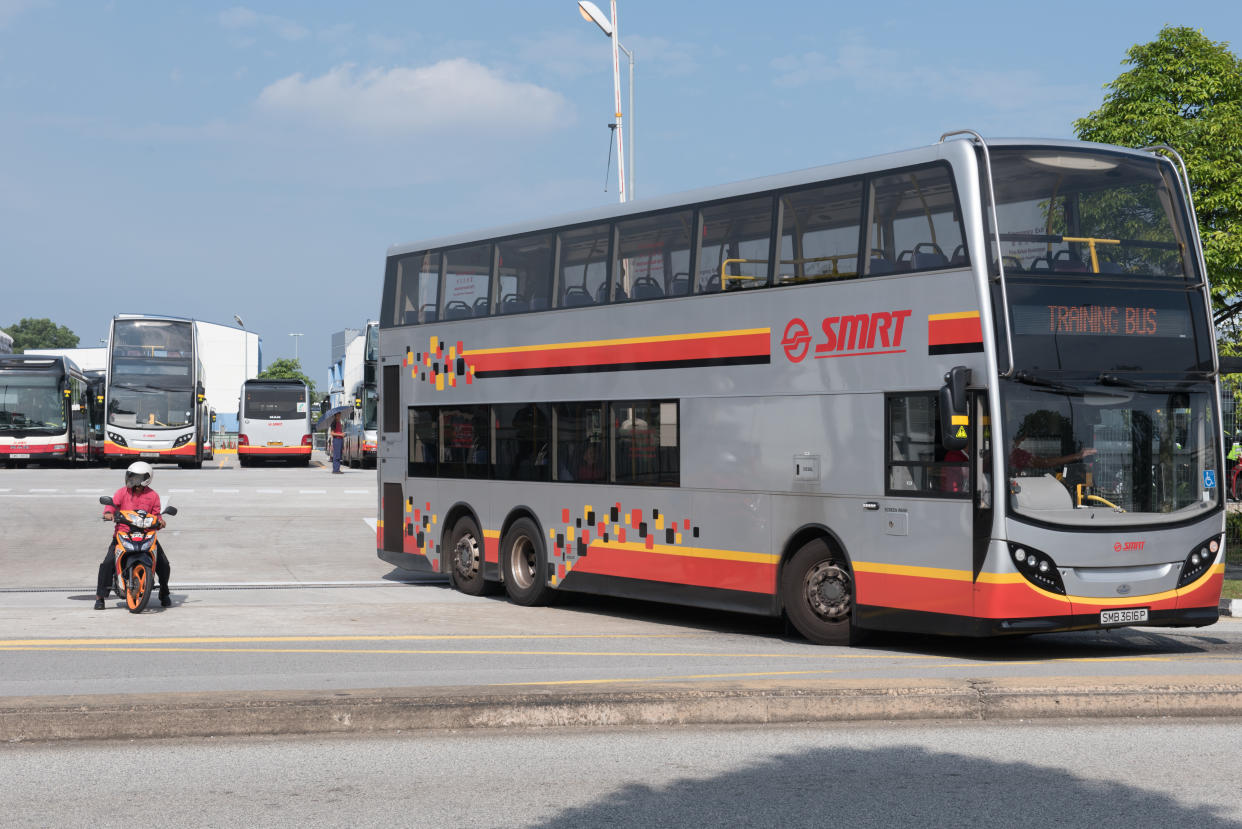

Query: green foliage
[0,318,80,353]
[257,358,317,398]
[1074,27,1242,325]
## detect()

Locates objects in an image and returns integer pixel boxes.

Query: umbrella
[315,405,352,430]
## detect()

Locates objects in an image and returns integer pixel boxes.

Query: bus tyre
[501,517,550,606]
[781,538,856,646]
[448,516,488,596]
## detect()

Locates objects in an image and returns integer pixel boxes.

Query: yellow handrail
[1061,236,1120,273]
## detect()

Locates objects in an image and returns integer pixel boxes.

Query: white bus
[0,355,91,466]
[237,378,312,466]
[104,315,208,469]
[344,322,379,468]
[375,133,1224,644]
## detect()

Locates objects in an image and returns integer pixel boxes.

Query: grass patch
[1223,580,1242,600]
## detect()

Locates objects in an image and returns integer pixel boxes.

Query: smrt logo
[1113,540,1146,552]
[782,310,913,363]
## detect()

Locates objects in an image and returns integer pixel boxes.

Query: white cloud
[256,60,572,136]
[219,6,308,42]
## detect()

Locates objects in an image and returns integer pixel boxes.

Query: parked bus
[374,134,1223,644]
[344,322,379,468]
[237,378,312,466]
[0,354,91,466]
[105,315,208,468]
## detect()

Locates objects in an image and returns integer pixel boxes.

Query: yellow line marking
[494,669,840,686]
[0,634,697,648]
[0,647,841,658]
[463,327,770,356]
[928,311,980,321]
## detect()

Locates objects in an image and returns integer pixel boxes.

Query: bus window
[496,233,555,315]
[558,223,612,307]
[554,402,605,483]
[439,405,490,479]
[408,407,438,476]
[778,180,863,284]
[443,243,493,320]
[613,400,679,487]
[698,196,774,293]
[867,165,966,275]
[493,402,551,482]
[615,209,694,301]
[886,393,970,497]
[394,251,442,325]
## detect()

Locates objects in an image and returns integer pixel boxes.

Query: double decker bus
[104,315,208,469]
[237,379,312,466]
[374,133,1223,644]
[344,322,379,468]
[0,355,91,466]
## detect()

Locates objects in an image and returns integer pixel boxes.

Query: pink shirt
[103,486,162,520]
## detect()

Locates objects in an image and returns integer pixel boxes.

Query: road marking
[299,489,326,494]
[75,488,105,493]
[169,488,195,493]
[363,517,378,532]
[344,489,371,494]
[212,488,240,493]
[256,488,283,494]
[29,488,59,493]
[0,633,698,647]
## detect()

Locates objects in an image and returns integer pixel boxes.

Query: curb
[1221,599,1242,617]
[5,677,1242,743]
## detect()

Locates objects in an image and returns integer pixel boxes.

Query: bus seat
[1012,474,1072,510]
[1002,255,1023,272]
[912,250,949,269]
[563,287,593,307]
[502,295,528,314]
[419,305,438,323]
[868,256,895,275]
[670,274,690,296]
[1030,257,1052,272]
[444,301,472,320]
[703,274,721,293]
[950,245,969,267]
[472,297,490,317]
[895,250,913,271]
[631,277,664,300]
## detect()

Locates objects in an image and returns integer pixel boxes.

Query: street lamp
[233,314,247,381]
[578,0,633,201]
[289,332,303,362]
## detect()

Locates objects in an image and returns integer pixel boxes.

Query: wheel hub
[454,536,479,577]
[804,561,851,621]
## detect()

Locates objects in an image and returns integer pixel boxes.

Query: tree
[1074,26,1242,326]
[0,318,80,353]
[256,357,317,398]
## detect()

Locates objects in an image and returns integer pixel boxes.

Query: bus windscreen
[0,376,64,432]
[245,387,306,419]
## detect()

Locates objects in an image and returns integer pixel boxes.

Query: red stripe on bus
[855,571,975,616]
[570,545,776,594]
[927,316,982,347]
[237,445,312,455]
[469,332,770,373]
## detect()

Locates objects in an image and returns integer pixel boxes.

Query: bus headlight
[173,433,193,448]
[107,432,128,447]
[1006,542,1066,595]
[1176,537,1222,588]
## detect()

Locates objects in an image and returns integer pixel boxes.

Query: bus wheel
[448,516,488,596]
[781,538,855,646]
[501,517,550,606]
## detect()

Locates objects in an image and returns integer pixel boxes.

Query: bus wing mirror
[940,365,970,451]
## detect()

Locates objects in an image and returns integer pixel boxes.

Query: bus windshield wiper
[1097,373,1198,393]
[1011,370,1080,393]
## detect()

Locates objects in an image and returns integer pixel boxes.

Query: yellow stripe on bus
[593,540,778,565]
[463,328,771,357]
[927,311,980,321]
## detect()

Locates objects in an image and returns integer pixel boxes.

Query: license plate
[11,453,29,459]
[1101,607,1148,625]
[141,452,159,458]
[267,441,284,446]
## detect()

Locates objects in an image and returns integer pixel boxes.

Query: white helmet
[124,461,153,489]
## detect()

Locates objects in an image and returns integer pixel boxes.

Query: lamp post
[289,332,303,362]
[233,314,247,380]
[578,0,633,201]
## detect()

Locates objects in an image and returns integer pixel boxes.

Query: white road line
[299,489,326,494]
[256,488,283,494]
[169,488,195,493]
[344,489,371,494]
[0,489,10,492]
[75,488,105,493]
[212,488,240,494]
[29,488,59,493]
[363,517,378,532]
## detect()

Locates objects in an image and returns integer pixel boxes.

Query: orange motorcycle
[99,495,177,613]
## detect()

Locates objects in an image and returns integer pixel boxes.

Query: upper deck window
[778,180,864,284]
[866,164,967,275]
[442,243,493,321]
[615,210,694,301]
[496,233,555,315]
[698,196,773,293]
[392,251,442,326]
[987,149,1193,280]
[558,223,612,307]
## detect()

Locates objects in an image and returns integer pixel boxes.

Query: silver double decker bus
[375,133,1223,644]
[104,315,208,469]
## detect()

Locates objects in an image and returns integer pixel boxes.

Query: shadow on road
[530,743,1241,829]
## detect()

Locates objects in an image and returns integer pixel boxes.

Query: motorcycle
[99,495,177,613]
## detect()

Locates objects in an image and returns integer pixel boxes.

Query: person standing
[330,413,345,473]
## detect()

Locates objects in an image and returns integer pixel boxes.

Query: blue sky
[2,1,1238,385]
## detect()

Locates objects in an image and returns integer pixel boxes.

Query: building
[331,327,361,366]
[22,346,106,372]
[0,329,11,354]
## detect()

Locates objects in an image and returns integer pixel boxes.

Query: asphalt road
[2,461,1242,700]
[2,720,1240,828]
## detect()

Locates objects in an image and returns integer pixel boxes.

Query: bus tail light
[238,434,249,446]
[301,435,313,447]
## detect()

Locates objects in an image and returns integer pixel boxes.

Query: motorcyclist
[94,461,172,610]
